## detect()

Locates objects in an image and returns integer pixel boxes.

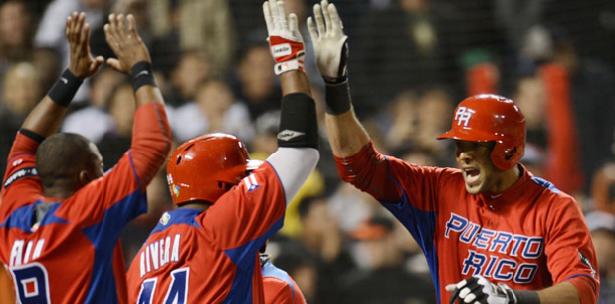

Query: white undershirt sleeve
[266,147,319,204]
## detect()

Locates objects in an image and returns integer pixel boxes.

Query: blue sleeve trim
[380,191,440,304]
[0,201,66,233]
[82,189,147,303]
[127,151,143,189]
[222,217,284,304]
[148,208,201,235]
[530,176,561,194]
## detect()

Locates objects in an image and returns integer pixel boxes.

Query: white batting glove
[263,0,305,75]
[445,275,517,304]
[307,0,348,82]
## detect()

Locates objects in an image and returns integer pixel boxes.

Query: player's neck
[44,186,76,199]
[178,202,210,211]
[486,164,521,194]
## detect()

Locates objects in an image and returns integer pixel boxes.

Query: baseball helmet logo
[454,107,476,128]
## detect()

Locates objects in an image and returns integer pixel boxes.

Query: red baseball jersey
[262,258,306,304]
[126,162,287,304]
[336,142,599,304]
[0,103,171,303]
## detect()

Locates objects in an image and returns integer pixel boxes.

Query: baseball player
[307,1,599,303]
[125,1,319,303]
[261,252,308,304]
[0,12,171,303]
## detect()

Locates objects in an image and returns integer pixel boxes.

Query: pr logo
[455,107,476,127]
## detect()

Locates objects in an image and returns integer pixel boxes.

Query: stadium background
[1,0,615,302]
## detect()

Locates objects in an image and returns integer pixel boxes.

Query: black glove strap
[47,69,83,107]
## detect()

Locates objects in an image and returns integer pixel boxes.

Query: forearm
[536,281,579,304]
[279,70,311,96]
[129,102,171,186]
[134,84,165,107]
[325,110,370,157]
[21,97,68,137]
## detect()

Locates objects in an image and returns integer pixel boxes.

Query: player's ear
[78,169,93,187]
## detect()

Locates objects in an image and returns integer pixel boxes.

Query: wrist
[325,79,352,115]
[513,290,540,304]
[47,69,83,107]
[130,61,156,91]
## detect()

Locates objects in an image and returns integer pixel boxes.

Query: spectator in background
[272,246,320,303]
[178,0,235,77]
[0,0,34,72]
[341,216,435,304]
[352,0,454,116]
[0,62,42,177]
[522,25,615,193]
[62,67,123,143]
[585,211,615,303]
[591,161,615,215]
[170,79,254,142]
[166,50,210,106]
[149,0,235,77]
[233,43,281,120]
[98,82,135,169]
[378,88,452,163]
[297,195,355,304]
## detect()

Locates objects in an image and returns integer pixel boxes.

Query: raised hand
[307,0,348,82]
[263,0,305,75]
[103,14,151,73]
[66,12,104,79]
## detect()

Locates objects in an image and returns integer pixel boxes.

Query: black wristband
[19,129,45,143]
[130,61,156,91]
[47,69,83,107]
[513,290,540,304]
[277,93,319,149]
[324,79,352,115]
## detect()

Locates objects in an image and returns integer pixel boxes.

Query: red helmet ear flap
[491,141,524,170]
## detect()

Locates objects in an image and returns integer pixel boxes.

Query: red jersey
[126,162,287,303]
[261,257,306,304]
[336,142,599,304]
[0,103,171,303]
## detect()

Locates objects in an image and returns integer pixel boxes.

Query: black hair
[36,133,96,188]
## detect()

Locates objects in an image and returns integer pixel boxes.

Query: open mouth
[463,167,481,186]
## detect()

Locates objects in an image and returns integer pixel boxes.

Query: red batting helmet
[166,133,261,205]
[437,94,526,170]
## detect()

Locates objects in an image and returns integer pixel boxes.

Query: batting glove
[446,275,517,304]
[307,0,348,83]
[263,0,305,75]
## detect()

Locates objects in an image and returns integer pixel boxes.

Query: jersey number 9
[10,263,51,304]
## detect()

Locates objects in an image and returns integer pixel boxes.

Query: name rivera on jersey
[139,233,182,277]
[445,212,544,284]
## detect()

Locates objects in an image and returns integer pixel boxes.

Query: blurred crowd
[1,0,615,302]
